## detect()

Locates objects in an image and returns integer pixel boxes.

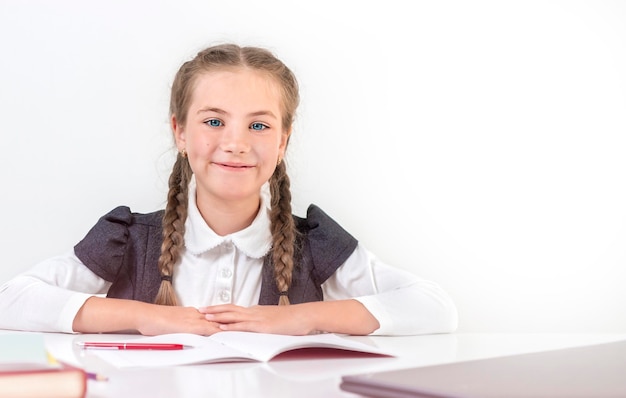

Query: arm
[0,250,221,335]
[73,296,222,336]
[0,251,110,333]
[327,244,458,335]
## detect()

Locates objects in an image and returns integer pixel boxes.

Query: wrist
[131,300,157,333]
[299,299,379,335]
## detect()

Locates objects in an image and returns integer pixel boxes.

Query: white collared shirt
[0,181,457,335]
[174,179,272,309]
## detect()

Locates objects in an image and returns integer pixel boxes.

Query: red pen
[78,342,185,350]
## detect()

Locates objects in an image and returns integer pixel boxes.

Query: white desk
[38,332,626,398]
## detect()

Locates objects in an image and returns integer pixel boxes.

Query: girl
[0,44,457,336]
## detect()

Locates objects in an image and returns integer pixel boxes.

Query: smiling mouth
[215,162,254,169]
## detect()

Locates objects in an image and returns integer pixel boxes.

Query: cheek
[260,143,281,164]
[188,135,216,155]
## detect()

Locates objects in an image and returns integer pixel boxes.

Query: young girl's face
[173,68,289,207]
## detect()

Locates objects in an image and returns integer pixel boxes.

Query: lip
[213,161,255,170]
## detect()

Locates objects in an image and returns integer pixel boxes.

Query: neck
[195,193,260,236]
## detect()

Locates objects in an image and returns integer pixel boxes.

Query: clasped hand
[199,304,315,336]
[138,303,315,336]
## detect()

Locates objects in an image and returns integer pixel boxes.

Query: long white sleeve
[322,244,458,336]
[0,250,110,333]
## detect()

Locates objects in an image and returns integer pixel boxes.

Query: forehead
[189,68,283,113]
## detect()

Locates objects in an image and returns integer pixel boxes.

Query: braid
[154,153,193,306]
[269,161,297,305]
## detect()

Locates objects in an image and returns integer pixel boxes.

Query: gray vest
[74,204,357,305]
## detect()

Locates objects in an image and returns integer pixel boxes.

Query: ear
[278,127,291,159]
[171,115,186,151]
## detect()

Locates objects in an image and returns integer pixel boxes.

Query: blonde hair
[155,44,300,306]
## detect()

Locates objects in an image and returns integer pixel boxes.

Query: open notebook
[340,339,626,398]
[77,331,390,368]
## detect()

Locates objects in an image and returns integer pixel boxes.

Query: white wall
[1,0,624,333]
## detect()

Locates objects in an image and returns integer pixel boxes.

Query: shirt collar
[184,177,273,259]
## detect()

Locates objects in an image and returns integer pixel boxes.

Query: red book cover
[0,333,87,398]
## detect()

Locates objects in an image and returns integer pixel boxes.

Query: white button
[221,268,233,278]
[219,290,231,302]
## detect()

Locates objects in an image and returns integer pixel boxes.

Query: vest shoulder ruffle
[294,204,358,283]
[74,206,164,302]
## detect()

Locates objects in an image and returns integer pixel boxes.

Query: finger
[218,321,259,332]
[205,311,251,323]
[198,304,239,314]
[196,319,227,335]
[195,322,225,336]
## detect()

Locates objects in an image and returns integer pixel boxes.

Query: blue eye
[250,122,268,131]
[205,119,223,127]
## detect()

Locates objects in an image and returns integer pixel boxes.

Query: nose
[220,123,250,154]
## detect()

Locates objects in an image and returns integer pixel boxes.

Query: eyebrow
[196,107,278,119]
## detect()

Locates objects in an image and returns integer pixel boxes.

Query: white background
[1,0,624,333]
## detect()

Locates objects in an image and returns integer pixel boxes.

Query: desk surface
[27,332,626,397]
